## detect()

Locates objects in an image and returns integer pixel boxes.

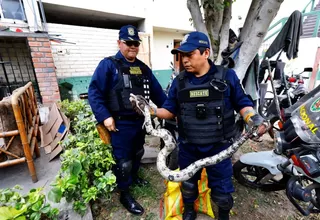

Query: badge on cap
[181,34,189,45]
[128,27,135,36]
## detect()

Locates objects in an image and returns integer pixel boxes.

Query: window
[0,0,26,20]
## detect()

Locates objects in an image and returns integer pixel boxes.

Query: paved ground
[0,147,93,220]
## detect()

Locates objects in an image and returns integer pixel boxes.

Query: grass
[93,135,320,220]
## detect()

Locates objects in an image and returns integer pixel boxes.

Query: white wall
[47,23,119,78]
[152,31,185,70]
[150,0,194,32]
[41,0,148,19]
[231,0,311,34]
[283,38,320,88]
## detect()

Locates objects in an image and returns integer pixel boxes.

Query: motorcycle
[258,67,312,138]
[233,85,320,216]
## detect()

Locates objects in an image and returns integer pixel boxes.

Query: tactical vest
[106,56,151,112]
[177,66,236,145]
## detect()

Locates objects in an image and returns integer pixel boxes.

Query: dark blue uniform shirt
[162,60,253,148]
[88,51,167,123]
[162,60,253,116]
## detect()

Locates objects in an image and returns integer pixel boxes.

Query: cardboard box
[39,103,70,161]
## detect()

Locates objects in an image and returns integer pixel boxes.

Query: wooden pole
[12,82,38,183]
[0,158,26,168]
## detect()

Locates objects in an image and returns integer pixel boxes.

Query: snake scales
[130,94,254,182]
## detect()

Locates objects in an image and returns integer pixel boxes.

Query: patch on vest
[129,67,142,75]
[189,89,209,98]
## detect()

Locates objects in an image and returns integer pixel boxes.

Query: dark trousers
[111,119,145,190]
[178,141,234,203]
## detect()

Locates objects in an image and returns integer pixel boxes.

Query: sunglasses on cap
[121,40,140,47]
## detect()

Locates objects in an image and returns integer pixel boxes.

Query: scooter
[233,85,320,216]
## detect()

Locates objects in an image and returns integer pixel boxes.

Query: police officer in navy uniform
[131,31,268,220]
[88,25,166,215]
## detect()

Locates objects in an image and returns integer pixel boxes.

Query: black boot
[133,176,149,187]
[120,190,144,215]
[218,208,230,220]
[183,203,197,220]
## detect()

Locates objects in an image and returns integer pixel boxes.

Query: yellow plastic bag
[162,168,214,220]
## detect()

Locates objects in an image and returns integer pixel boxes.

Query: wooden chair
[0,82,41,182]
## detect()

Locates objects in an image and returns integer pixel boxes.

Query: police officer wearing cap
[88,25,166,215]
[131,31,268,220]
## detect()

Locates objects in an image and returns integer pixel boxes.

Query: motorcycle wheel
[233,161,289,192]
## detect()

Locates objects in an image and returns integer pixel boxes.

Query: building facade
[1,0,319,104]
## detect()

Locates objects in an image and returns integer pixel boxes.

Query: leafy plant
[49,100,116,216]
[0,185,59,220]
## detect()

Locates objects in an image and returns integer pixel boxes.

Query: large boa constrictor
[130,94,255,182]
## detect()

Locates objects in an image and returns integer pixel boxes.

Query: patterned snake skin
[130,94,254,182]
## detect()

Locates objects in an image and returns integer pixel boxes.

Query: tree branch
[234,0,284,81]
[216,0,232,64]
[239,0,261,41]
[187,0,207,33]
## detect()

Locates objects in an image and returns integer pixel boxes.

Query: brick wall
[27,37,60,105]
[47,23,119,78]
[0,39,33,84]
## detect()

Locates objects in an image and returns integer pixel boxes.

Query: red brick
[30,47,39,52]
[39,82,51,87]
[45,53,53,58]
[49,72,56,77]
[32,58,41,63]
[42,42,51,47]
[41,91,53,96]
[34,63,46,68]
[37,77,46,82]
[51,82,58,87]
[51,94,61,100]
[34,68,43,73]
[40,58,53,63]
[47,77,58,82]
[39,86,47,91]
[46,63,55,68]
[42,68,55,73]
[36,73,46,78]
[28,41,42,47]
[42,96,51,103]
[27,37,35,41]
[31,52,44,58]
[39,47,51,52]
[36,37,49,42]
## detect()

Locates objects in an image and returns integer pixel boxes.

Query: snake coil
[130,94,254,182]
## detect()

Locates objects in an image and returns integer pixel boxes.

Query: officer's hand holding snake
[242,110,270,141]
[129,94,270,182]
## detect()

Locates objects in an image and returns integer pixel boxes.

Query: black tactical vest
[106,56,151,112]
[177,66,236,145]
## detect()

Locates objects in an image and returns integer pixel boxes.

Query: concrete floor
[0,147,93,220]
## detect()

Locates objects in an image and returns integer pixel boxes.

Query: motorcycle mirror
[303,67,313,72]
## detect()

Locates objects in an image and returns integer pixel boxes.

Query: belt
[113,115,144,121]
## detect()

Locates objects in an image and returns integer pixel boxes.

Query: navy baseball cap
[119,25,141,41]
[171,31,210,54]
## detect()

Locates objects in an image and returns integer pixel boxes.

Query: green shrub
[48,100,116,216]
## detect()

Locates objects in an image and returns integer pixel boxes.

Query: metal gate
[0,37,41,102]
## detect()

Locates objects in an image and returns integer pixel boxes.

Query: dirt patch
[92,135,320,220]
